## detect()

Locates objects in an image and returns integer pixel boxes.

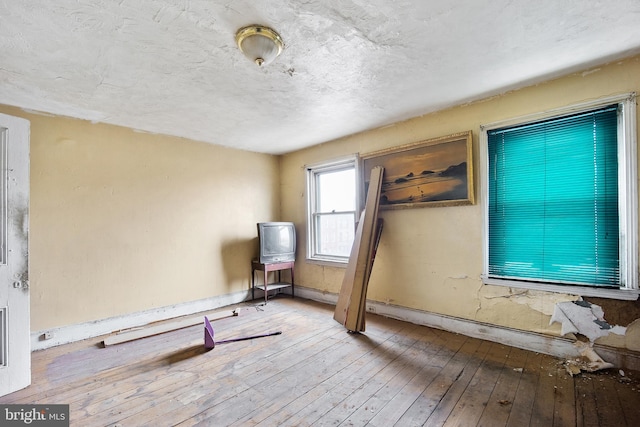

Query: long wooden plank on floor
[5,298,640,426]
[139,328,353,426]
[38,310,296,412]
[21,307,283,407]
[32,306,265,395]
[107,311,349,427]
[78,311,337,427]
[102,308,240,346]
[1,307,263,406]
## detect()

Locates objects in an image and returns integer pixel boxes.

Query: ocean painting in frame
[361,131,474,209]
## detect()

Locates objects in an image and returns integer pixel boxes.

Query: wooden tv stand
[251,259,295,303]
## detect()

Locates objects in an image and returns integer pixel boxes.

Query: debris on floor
[551,299,626,375]
[563,341,614,376]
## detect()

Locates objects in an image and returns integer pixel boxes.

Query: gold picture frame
[361,130,474,209]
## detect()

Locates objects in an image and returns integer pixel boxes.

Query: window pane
[318,169,355,212]
[316,213,355,257]
[307,158,357,262]
[488,106,619,286]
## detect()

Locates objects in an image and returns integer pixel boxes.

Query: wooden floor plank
[34,309,296,408]
[193,333,367,425]
[394,336,487,426]
[553,361,577,426]
[336,328,448,426]
[1,297,639,427]
[476,346,529,427]
[614,371,640,426]
[529,354,558,427]
[575,371,600,427]
[367,331,468,426]
[286,325,426,426]
[591,369,630,427]
[109,312,346,426]
[423,339,493,426]
[505,350,544,427]
[8,303,273,403]
[440,341,512,427]
[263,324,423,426]
[232,326,428,425]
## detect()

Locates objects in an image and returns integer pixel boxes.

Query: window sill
[305,257,348,268]
[482,276,640,301]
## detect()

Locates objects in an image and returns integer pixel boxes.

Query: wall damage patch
[551,300,627,374]
[564,341,614,375]
[550,300,626,342]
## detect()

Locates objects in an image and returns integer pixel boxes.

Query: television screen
[258,222,296,264]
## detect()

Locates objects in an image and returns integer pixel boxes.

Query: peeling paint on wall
[550,300,626,342]
[477,285,577,318]
[625,319,640,352]
[550,300,629,373]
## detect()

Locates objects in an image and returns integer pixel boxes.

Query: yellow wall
[281,55,640,347]
[3,55,640,350]
[0,106,280,331]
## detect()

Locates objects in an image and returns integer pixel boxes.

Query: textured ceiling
[2,0,640,154]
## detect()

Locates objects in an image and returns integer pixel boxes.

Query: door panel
[0,113,30,396]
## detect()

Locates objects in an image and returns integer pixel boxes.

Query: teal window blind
[488,105,619,287]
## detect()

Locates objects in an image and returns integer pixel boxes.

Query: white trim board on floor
[31,290,251,351]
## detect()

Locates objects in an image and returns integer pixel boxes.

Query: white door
[0,113,30,396]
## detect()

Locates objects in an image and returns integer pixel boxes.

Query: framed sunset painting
[361,131,474,209]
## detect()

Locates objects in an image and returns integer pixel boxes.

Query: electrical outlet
[43,332,53,340]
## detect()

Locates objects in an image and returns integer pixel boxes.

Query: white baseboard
[31,285,640,371]
[293,285,640,371]
[31,290,252,351]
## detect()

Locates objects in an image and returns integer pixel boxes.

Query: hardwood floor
[2,297,639,426]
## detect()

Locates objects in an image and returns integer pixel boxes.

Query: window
[306,157,358,264]
[481,94,638,300]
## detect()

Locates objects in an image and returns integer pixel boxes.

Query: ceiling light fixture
[235,25,284,66]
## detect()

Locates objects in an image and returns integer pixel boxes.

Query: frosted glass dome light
[235,25,284,66]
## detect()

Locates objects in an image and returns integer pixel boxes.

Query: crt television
[257,222,296,264]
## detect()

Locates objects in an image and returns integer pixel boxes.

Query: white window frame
[306,156,359,266]
[480,93,639,300]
